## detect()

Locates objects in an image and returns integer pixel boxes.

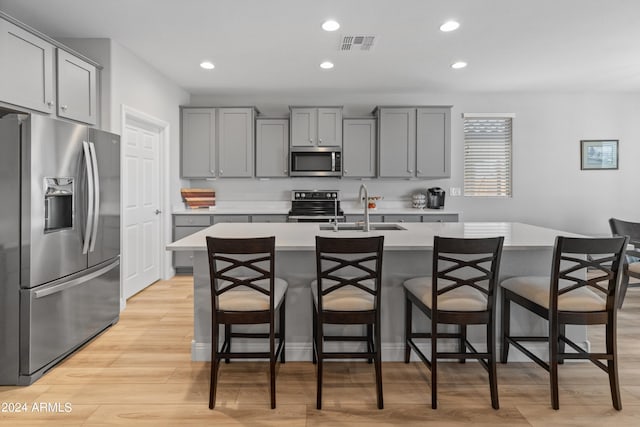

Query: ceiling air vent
[339,35,376,52]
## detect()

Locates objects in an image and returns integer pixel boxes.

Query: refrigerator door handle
[82,141,95,254]
[33,258,120,299]
[88,142,100,252]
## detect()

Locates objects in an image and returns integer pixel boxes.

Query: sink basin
[319,223,407,232]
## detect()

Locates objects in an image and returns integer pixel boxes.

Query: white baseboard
[191,339,591,362]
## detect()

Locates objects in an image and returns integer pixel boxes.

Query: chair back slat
[315,236,384,312]
[550,236,628,310]
[206,236,276,312]
[432,236,504,312]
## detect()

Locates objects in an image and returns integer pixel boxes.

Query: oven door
[290,149,341,177]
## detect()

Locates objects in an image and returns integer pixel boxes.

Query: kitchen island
[166,222,587,362]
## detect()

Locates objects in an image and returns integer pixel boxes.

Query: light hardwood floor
[1,275,640,426]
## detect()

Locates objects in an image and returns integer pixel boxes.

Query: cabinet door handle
[309,139,313,144]
[408,169,413,173]
[61,105,68,111]
[210,169,215,175]
[318,138,322,144]
[417,169,422,174]
[219,169,223,175]
[47,101,54,108]
[344,170,348,175]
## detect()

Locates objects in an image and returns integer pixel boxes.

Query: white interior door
[123,122,161,299]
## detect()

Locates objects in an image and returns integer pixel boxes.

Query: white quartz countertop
[172,205,459,216]
[166,222,584,252]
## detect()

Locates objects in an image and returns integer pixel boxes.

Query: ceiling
[1,0,640,95]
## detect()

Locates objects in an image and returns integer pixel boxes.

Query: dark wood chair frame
[206,236,286,409]
[501,236,628,410]
[404,236,505,410]
[312,236,385,410]
[609,218,640,309]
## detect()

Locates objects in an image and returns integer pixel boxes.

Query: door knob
[155,209,162,215]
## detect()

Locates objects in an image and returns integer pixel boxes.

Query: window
[463,113,514,197]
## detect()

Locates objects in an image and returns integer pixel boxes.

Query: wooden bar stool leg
[431,322,438,409]
[606,322,622,410]
[618,274,630,309]
[549,320,560,410]
[487,323,499,409]
[374,321,384,409]
[501,293,510,364]
[224,324,231,364]
[280,301,286,364]
[312,300,317,365]
[459,325,467,364]
[209,321,220,409]
[316,312,324,410]
[404,296,412,363]
[270,323,276,409]
[558,323,565,365]
[367,324,374,364]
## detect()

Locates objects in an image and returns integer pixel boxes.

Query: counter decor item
[367,196,382,209]
[412,193,426,209]
[181,188,215,209]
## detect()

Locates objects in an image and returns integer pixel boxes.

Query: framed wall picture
[580,140,618,170]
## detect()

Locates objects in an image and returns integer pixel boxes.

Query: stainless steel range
[287,190,344,222]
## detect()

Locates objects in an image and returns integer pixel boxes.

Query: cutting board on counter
[180,188,215,208]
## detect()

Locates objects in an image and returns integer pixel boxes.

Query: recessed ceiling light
[322,20,340,32]
[451,61,467,69]
[200,61,215,70]
[320,61,334,69]
[440,20,460,32]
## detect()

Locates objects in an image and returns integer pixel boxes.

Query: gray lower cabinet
[251,215,288,223]
[345,214,384,223]
[212,215,250,224]
[173,215,213,272]
[421,213,458,222]
[376,106,451,178]
[343,119,376,178]
[56,49,97,125]
[256,119,289,177]
[383,215,422,223]
[0,18,55,113]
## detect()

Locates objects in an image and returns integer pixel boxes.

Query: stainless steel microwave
[290,147,342,177]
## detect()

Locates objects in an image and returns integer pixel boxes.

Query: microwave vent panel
[339,35,376,52]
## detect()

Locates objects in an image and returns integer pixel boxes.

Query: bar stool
[501,236,628,410]
[206,236,287,409]
[609,218,640,308]
[312,236,384,410]
[404,236,504,409]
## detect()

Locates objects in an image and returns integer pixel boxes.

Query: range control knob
[301,193,306,198]
[295,192,300,198]
[332,193,337,198]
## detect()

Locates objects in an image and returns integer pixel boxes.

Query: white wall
[190,92,640,235]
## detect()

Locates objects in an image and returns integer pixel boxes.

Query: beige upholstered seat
[403,277,488,311]
[218,278,288,311]
[629,262,640,275]
[311,279,374,311]
[501,276,605,312]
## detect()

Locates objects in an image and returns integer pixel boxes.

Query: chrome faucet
[358,184,370,232]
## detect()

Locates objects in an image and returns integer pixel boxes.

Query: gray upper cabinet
[343,118,376,178]
[290,107,342,147]
[256,118,289,177]
[181,108,216,178]
[218,108,254,177]
[416,107,450,178]
[376,106,451,179]
[377,108,416,178]
[56,49,97,125]
[0,18,55,113]
[181,107,255,178]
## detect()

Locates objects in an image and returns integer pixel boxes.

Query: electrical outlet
[450,187,461,197]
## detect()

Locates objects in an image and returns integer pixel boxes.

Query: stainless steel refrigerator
[0,112,120,385]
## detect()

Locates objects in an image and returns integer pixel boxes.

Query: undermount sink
[319,223,407,232]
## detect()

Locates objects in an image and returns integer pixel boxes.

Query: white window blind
[463,114,513,197]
